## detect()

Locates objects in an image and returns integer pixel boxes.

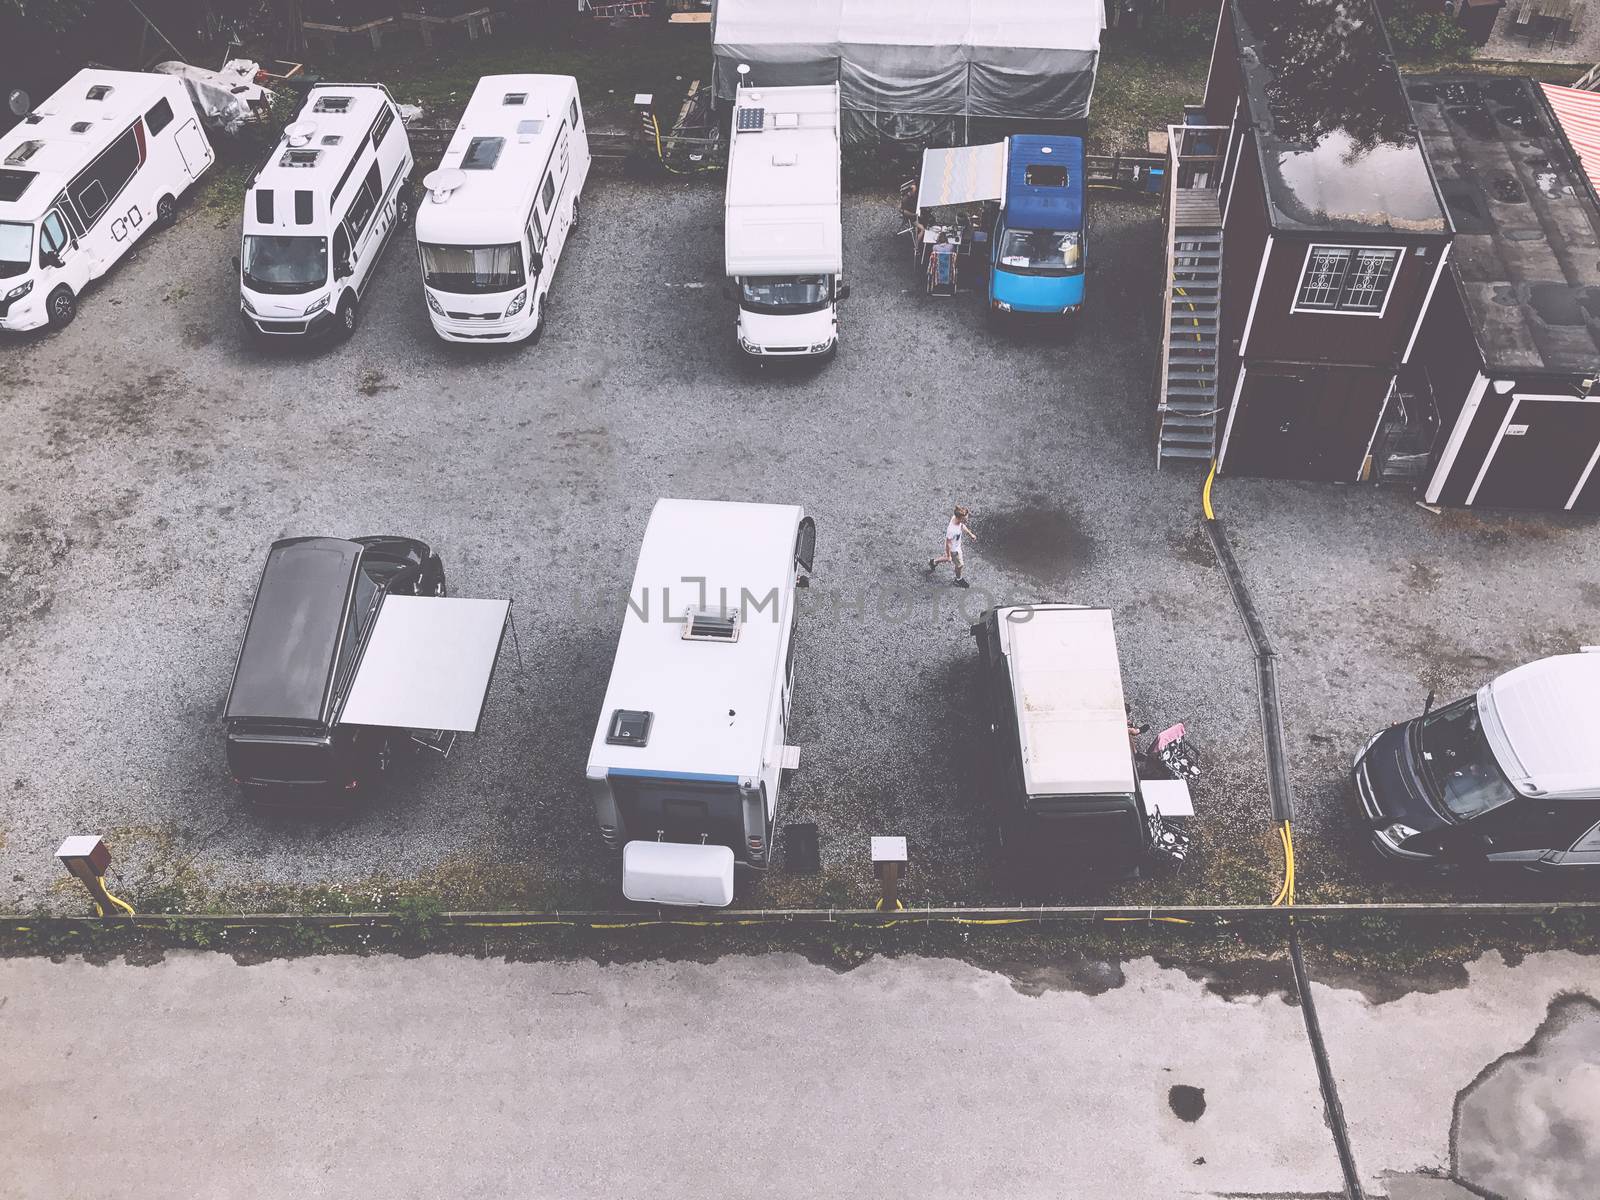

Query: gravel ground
[0,172,1593,912]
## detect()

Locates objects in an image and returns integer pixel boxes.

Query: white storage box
[622,841,736,907]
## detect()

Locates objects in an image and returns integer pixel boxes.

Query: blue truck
[988,134,1086,319]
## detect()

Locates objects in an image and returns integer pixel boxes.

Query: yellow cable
[1202,459,1217,520]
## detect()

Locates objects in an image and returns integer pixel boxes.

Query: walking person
[928,504,976,587]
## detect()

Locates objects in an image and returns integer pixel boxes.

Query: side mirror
[836,284,851,301]
[40,250,62,270]
[336,257,352,278]
[231,255,240,274]
[529,251,545,274]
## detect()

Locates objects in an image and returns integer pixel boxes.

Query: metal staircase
[1157,124,1229,468]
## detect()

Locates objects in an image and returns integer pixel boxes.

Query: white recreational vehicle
[586,498,817,907]
[0,69,212,332]
[237,82,413,340]
[723,81,847,360]
[415,74,589,344]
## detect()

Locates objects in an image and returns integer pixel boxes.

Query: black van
[972,604,1151,877]
[224,535,444,800]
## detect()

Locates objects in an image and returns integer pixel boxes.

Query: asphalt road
[1,170,1597,911]
[3,947,1595,1199]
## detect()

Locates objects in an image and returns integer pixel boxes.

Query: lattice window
[1294,245,1402,314]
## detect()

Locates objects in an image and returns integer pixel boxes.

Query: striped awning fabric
[1541,82,1600,193]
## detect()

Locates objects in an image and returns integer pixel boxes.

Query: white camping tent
[711,0,1103,144]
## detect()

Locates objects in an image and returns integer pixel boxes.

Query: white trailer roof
[0,70,190,222]
[997,605,1135,797]
[415,74,576,245]
[244,84,393,232]
[587,498,803,781]
[725,83,842,277]
[338,596,509,733]
[1480,652,1600,800]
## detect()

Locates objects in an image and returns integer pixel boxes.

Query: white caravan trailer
[415,74,589,344]
[0,69,212,332]
[723,81,846,360]
[237,83,413,340]
[586,498,817,906]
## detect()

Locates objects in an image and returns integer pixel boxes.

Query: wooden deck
[1173,187,1222,229]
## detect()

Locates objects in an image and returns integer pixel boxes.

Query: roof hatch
[312,95,352,113]
[502,92,527,105]
[5,140,44,165]
[682,608,741,643]
[86,84,112,101]
[461,136,504,170]
[280,147,322,168]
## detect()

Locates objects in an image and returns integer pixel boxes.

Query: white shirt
[946,519,965,552]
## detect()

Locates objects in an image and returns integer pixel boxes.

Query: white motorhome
[237,82,413,340]
[415,74,589,344]
[0,69,212,332]
[723,81,846,360]
[586,498,817,906]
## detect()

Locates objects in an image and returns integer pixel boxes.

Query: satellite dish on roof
[8,89,31,117]
[284,120,317,147]
[737,63,751,82]
[422,167,466,202]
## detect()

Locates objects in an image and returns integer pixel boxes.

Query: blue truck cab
[989,135,1086,318]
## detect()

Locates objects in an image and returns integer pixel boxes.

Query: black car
[224,536,445,801]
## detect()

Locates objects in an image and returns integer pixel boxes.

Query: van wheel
[570,197,580,233]
[396,187,415,229]
[529,296,545,344]
[336,294,358,340]
[46,286,77,330]
[155,194,176,228]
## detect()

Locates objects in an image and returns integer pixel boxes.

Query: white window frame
[1291,243,1403,318]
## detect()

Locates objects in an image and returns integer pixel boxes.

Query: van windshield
[419,242,525,293]
[998,229,1082,275]
[740,275,830,315]
[1416,698,1517,820]
[0,222,31,278]
[243,235,328,294]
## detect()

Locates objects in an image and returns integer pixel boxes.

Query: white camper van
[723,81,846,360]
[237,83,413,340]
[586,498,817,907]
[0,69,212,332]
[415,74,589,344]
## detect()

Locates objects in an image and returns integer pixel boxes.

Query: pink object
[1155,723,1186,752]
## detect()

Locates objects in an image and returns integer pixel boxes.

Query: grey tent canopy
[711,0,1103,144]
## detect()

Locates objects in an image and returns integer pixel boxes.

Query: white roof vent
[284,120,317,147]
[774,112,798,129]
[422,167,466,203]
[5,139,44,165]
[770,150,798,167]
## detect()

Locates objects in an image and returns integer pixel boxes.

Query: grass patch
[1090,26,1212,156]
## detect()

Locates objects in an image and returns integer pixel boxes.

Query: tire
[46,285,77,330]
[570,197,580,233]
[529,295,545,344]
[155,193,176,229]
[414,559,447,597]
[336,293,357,341]
[397,187,415,230]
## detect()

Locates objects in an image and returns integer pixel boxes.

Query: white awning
[917,142,1006,209]
[338,595,510,733]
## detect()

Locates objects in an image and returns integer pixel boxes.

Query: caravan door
[174,118,210,179]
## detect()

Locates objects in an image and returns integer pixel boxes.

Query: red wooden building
[1156,0,1454,481]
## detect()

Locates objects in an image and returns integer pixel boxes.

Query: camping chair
[926,241,957,297]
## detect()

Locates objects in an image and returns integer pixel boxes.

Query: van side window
[342,163,381,243]
[372,105,394,149]
[332,225,351,274]
[570,98,579,126]
[39,211,68,261]
[255,189,273,224]
[145,98,174,136]
[526,213,543,256]
[295,190,313,224]
[540,172,556,212]
[68,127,140,226]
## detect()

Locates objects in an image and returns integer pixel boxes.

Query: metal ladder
[1158,229,1223,464]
